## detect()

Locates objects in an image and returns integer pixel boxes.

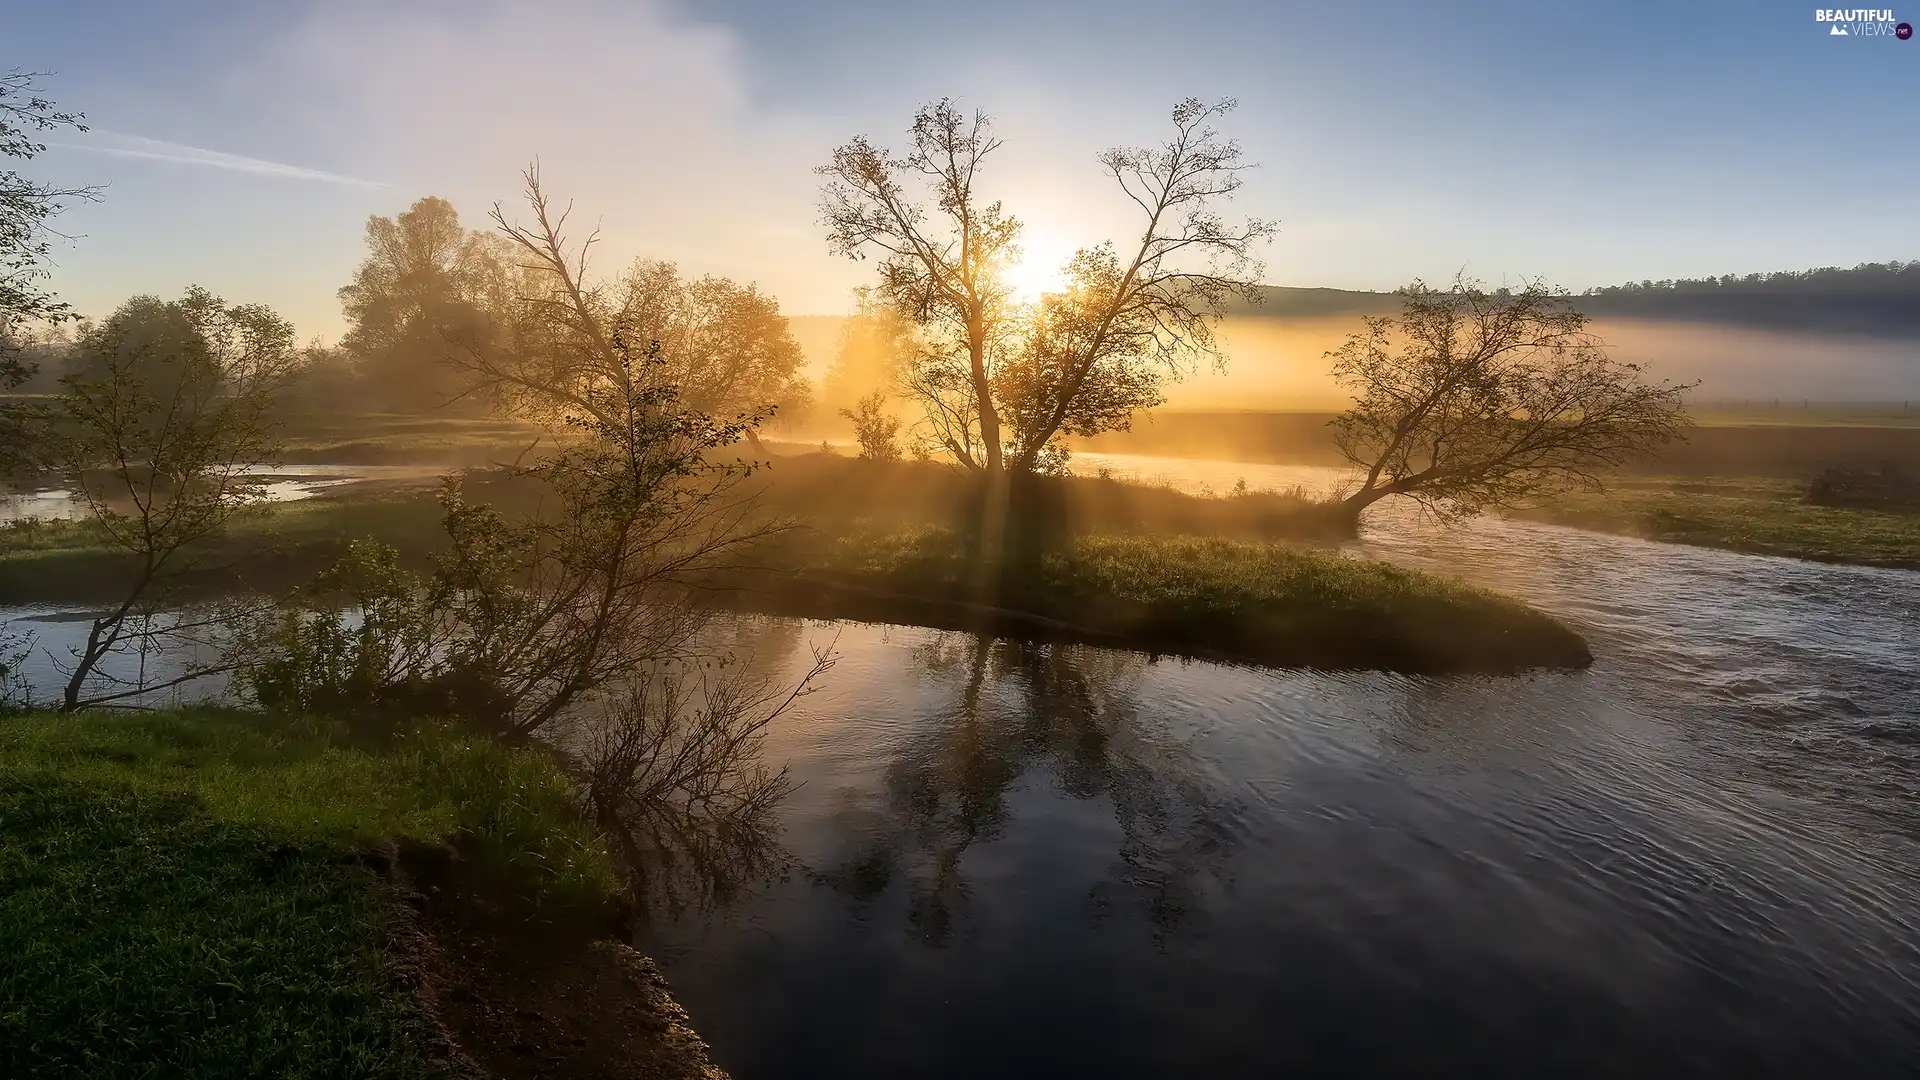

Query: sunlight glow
[1005,228,1077,302]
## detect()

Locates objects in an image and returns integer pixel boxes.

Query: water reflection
[811,636,1234,946]
[634,617,1920,1080]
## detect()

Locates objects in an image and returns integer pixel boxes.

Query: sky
[10,0,1920,340]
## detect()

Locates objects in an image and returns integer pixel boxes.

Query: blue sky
[11,0,1919,338]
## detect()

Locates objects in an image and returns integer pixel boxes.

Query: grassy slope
[1508,476,1920,569]
[0,708,618,1079]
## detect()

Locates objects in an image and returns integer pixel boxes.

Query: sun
[1004,228,1077,302]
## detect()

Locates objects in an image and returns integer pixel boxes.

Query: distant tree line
[1578,261,1920,336]
[1582,261,1920,298]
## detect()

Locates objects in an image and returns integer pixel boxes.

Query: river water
[6,452,1918,1076]
[635,452,1920,1078]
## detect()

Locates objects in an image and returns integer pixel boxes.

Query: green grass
[745,524,1592,672]
[0,707,621,1078]
[277,412,545,465]
[1510,476,1920,568]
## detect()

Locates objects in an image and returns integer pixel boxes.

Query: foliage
[41,286,299,709]
[1,70,97,475]
[1583,260,1920,298]
[236,317,785,738]
[442,169,804,454]
[995,100,1275,472]
[0,707,621,1078]
[840,390,902,462]
[819,98,1272,477]
[1329,276,1694,522]
[336,195,507,412]
[819,99,1020,472]
[613,259,812,428]
[820,286,916,418]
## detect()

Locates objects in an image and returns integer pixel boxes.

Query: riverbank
[1506,475,1920,569]
[0,708,726,1079]
[0,455,1590,673]
[718,524,1591,674]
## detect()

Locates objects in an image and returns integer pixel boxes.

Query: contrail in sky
[49,132,388,189]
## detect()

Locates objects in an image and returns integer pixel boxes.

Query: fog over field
[790,307,1920,427]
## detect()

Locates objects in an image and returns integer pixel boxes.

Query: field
[1071,406,1920,476]
[1508,475,1920,569]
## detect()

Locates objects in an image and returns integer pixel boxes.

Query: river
[6,452,1918,1076]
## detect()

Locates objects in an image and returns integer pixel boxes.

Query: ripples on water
[6,452,1918,1076]
[636,453,1920,1078]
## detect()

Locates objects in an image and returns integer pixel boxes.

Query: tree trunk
[968,309,1002,478]
[1336,485,1391,537]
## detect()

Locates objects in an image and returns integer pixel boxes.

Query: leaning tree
[1329,277,1693,528]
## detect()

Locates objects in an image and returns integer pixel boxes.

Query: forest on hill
[1232,262,1920,338]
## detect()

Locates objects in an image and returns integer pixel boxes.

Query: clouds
[51,132,390,189]
[250,0,850,307]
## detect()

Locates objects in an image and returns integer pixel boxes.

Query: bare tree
[581,640,834,918]
[1329,277,1694,527]
[999,99,1275,472]
[46,287,298,710]
[818,100,1020,474]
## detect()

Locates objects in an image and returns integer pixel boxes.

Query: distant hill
[1231,262,1920,338]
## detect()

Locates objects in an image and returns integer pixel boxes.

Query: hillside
[1221,263,1920,338]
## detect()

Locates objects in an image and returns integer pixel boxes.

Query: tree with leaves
[839,390,902,462]
[337,195,508,413]
[1,70,97,475]
[819,98,1272,478]
[443,170,806,457]
[46,287,299,710]
[1328,277,1693,527]
[819,100,1021,474]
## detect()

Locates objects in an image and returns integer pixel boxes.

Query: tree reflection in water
[816,633,1237,946]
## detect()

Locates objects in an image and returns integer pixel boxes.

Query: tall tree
[819,98,1272,478]
[819,100,1020,474]
[337,195,503,412]
[999,100,1273,472]
[1329,277,1693,527]
[1,70,97,474]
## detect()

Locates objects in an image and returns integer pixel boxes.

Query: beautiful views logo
[1814,8,1909,35]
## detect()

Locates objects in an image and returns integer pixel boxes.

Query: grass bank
[1,455,1588,673]
[719,524,1591,674]
[0,708,723,1079]
[1508,475,1920,569]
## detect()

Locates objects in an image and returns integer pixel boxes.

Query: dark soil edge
[700,573,1594,675]
[381,842,728,1080]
